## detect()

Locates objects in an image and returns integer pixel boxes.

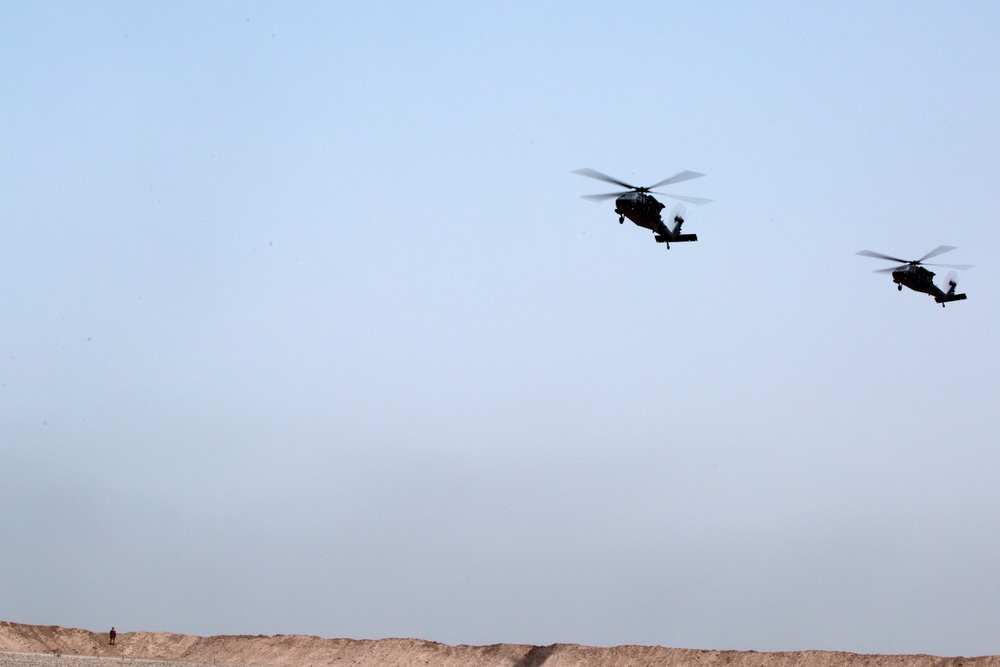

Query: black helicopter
[573,168,712,247]
[856,246,973,307]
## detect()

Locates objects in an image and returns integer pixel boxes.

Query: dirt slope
[1,621,997,667]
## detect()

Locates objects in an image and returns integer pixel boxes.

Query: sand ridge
[1,621,997,667]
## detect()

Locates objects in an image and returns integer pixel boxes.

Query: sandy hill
[1,621,997,667]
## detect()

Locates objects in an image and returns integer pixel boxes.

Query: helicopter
[573,168,712,247]
[856,246,973,307]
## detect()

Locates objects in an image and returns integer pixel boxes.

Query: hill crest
[2,621,996,667]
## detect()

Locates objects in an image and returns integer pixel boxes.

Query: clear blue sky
[3,1,1000,656]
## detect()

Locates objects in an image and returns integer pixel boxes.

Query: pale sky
[3,1,1000,657]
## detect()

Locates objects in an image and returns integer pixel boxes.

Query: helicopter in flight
[856,246,973,307]
[573,168,712,247]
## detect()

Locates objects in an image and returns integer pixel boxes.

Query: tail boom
[935,292,967,304]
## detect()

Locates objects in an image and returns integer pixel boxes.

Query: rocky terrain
[2,621,997,667]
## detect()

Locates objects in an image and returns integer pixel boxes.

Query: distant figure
[109,627,116,645]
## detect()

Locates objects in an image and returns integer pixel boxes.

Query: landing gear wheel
[618,216,624,224]
[897,284,903,291]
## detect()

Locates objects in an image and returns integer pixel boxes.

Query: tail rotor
[671,202,686,225]
[945,270,959,295]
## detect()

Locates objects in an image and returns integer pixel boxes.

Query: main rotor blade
[572,168,638,191]
[873,266,905,274]
[655,192,714,205]
[856,250,910,264]
[918,245,957,263]
[648,171,705,189]
[924,262,974,270]
[580,192,627,202]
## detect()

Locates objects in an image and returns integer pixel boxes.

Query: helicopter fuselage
[614,192,697,246]
[615,191,664,230]
[891,264,966,305]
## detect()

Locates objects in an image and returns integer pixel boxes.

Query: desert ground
[2,622,998,667]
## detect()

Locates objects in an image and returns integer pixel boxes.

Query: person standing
[109,627,116,645]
